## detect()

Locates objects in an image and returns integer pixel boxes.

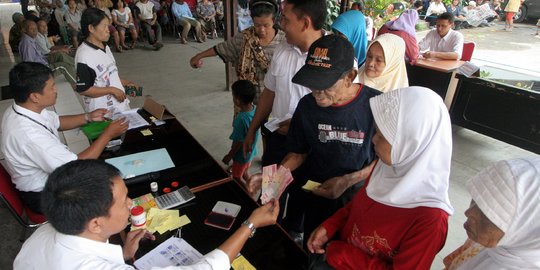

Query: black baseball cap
[292,35,355,90]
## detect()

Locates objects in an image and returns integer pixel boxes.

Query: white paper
[134,237,203,270]
[113,108,150,130]
[263,115,291,132]
[457,62,480,78]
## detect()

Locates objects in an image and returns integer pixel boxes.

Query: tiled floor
[0,4,537,268]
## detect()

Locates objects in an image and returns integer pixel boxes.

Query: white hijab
[366,86,454,214]
[358,34,409,93]
[459,157,540,269]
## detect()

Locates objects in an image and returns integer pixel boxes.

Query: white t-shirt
[263,40,311,120]
[75,41,130,113]
[426,2,447,17]
[0,104,77,192]
[418,29,464,58]
[36,32,53,55]
[14,224,231,270]
[137,1,155,20]
[112,7,133,25]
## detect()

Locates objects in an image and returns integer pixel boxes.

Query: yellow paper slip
[140,129,153,136]
[232,255,256,270]
[302,180,321,191]
[156,215,191,234]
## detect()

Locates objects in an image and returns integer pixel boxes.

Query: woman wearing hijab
[331,10,368,65]
[444,157,540,270]
[307,86,453,269]
[357,34,409,92]
[377,9,419,64]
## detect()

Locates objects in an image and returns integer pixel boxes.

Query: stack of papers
[131,208,190,234]
[260,164,293,204]
[112,108,150,130]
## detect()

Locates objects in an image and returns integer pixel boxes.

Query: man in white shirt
[242,0,327,242]
[1,62,128,214]
[136,0,164,50]
[14,159,279,270]
[418,12,464,60]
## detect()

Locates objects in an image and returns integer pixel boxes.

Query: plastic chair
[461,41,476,61]
[0,164,47,241]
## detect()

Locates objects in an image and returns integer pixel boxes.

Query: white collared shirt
[14,224,230,270]
[418,29,464,58]
[0,103,77,192]
[263,40,311,120]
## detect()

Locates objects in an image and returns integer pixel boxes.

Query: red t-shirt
[184,0,196,11]
[322,178,449,270]
[377,25,420,65]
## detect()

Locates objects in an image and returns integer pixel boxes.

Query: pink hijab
[385,9,419,38]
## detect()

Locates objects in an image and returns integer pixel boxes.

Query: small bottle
[150,182,159,197]
[130,206,146,227]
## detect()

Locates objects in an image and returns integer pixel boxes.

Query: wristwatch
[242,219,256,238]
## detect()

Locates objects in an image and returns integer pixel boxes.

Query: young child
[222,80,259,185]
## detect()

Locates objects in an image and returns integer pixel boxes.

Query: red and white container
[130,206,146,227]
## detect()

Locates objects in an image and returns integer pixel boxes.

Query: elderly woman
[377,9,419,65]
[9,13,25,54]
[357,34,409,92]
[307,86,454,269]
[444,157,540,270]
[196,0,217,39]
[331,10,368,65]
[190,0,285,105]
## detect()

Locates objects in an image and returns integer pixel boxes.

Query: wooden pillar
[340,0,350,13]
[224,0,238,91]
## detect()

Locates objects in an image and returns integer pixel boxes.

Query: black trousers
[19,190,43,214]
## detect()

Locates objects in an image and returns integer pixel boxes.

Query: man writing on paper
[1,62,128,214]
[14,159,279,270]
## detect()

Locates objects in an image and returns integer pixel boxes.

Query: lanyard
[12,105,55,136]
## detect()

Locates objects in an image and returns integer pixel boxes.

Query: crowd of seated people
[9,1,539,270]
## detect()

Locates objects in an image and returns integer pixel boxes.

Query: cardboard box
[143,98,175,120]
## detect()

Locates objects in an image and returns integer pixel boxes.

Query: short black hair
[287,0,327,30]
[113,0,126,10]
[41,160,121,235]
[81,7,107,39]
[250,0,278,18]
[24,10,40,22]
[414,0,423,9]
[232,80,256,105]
[438,12,455,23]
[9,62,52,103]
[351,2,364,11]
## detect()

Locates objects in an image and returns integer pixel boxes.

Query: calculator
[155,186,196,209]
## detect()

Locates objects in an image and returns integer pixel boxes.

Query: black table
[136,181,308,270]
[450,75,540,154]
[100,110,230,197]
